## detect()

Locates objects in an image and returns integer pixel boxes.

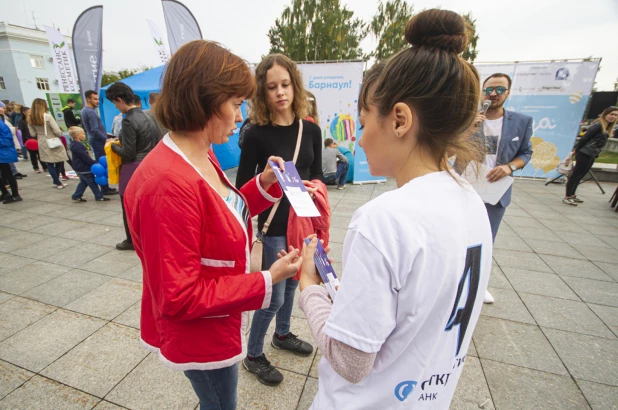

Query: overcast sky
[2,0,617,90]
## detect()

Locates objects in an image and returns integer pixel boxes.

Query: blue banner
[508,94,592,178]
[499,61,598,178]
[352,115,386,184]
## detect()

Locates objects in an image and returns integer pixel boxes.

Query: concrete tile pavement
[1,162,618,408]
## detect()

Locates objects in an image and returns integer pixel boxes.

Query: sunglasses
[483,86,508,96]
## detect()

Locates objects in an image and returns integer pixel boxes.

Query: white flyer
[269,161,321,217]
[463,161,514,205]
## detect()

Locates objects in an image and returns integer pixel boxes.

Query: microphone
[482,100,491,116]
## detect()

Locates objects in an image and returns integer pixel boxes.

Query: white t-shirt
[483,117,504,169]
[312,171,492,410]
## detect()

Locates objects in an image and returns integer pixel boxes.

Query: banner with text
[46,93,83,131]
[44,26,78,93]
[298,62,383,183]
[473,61,599,178]
[161,0,202,55]
[72,6,104,101]
[147,19,170,64]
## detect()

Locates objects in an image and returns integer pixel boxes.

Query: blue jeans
[485,203,506,243]
[247,235,299,357]
[47,162,63,186]
[20,145,28,160]
[324,162,349,187]
[72,172,103,200]
[89,139,112,192]
[184,363,238,410]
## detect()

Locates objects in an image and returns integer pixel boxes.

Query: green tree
[101,73,120,87]
[118,68,139,79]
[367,0,414,61]
[462,12,479,62]
[101,66,152,87]
[268,0,366,61]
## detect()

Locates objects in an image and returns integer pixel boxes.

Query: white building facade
[0,22,73,106]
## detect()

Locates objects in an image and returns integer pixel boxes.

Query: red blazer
[124,135,282,371]
[287,180,331,280]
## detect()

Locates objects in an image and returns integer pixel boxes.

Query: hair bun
[405,9,468,54]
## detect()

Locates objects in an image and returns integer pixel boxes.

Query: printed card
[268,161,320,217]
[304,238,339,299]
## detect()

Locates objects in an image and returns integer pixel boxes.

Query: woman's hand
[299,235,323,291]
[303,180,318,198]
[269,246,302,284]
[261,156,286,187]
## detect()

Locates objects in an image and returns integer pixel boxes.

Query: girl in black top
[564,106,618,205]
[236,54,323,387]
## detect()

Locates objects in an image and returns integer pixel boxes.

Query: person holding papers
[297,10,493,409]
[122,41,303,410]
[237,53,324,387]
[472,73,533,304]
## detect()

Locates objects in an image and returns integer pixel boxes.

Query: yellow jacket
[105,141,122,185]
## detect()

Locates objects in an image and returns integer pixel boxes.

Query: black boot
[116,240,135,251]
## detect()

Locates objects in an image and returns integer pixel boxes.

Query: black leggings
[0,163,19,197]
[566,152,596,197]
[27,149,47,171]
[120,195,132,243]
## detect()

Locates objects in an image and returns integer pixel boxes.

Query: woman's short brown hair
[250,54,308,126]
[157,40,255,133]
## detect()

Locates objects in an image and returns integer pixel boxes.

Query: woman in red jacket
[123,40,303,410]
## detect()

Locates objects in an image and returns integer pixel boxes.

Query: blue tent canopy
[100,65,243,170]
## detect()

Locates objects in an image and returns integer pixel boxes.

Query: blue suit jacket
[493,110,533,207]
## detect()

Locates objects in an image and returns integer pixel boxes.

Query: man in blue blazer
[476,73,533,303]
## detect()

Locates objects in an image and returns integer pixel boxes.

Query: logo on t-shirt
[394,380,417,402]
[445,245,482,356]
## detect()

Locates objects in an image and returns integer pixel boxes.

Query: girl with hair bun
[298,9,493,409]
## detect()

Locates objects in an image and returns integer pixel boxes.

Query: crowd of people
[2,6,618,409]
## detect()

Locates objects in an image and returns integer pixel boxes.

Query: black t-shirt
[236,119,323,237]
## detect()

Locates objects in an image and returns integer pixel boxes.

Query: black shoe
[96,197,111,202]
[72,197,87,203]
[242,355,283,386]
[271,332,313,357]
[103,190,119,196]
[0,194,9,201]
[3,195,23,204]
[116,240,134,251]
[14,174,22,180]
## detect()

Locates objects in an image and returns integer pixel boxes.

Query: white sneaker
[483,290,494,304]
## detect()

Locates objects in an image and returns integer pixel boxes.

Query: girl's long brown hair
[597,106,618,134]
[28,98,48,126]
[250,54,308,126]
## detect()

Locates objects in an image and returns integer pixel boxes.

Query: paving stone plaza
[1,162,618,409]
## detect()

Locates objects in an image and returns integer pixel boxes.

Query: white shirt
[483,117,503,169]
[312,171,492,409]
